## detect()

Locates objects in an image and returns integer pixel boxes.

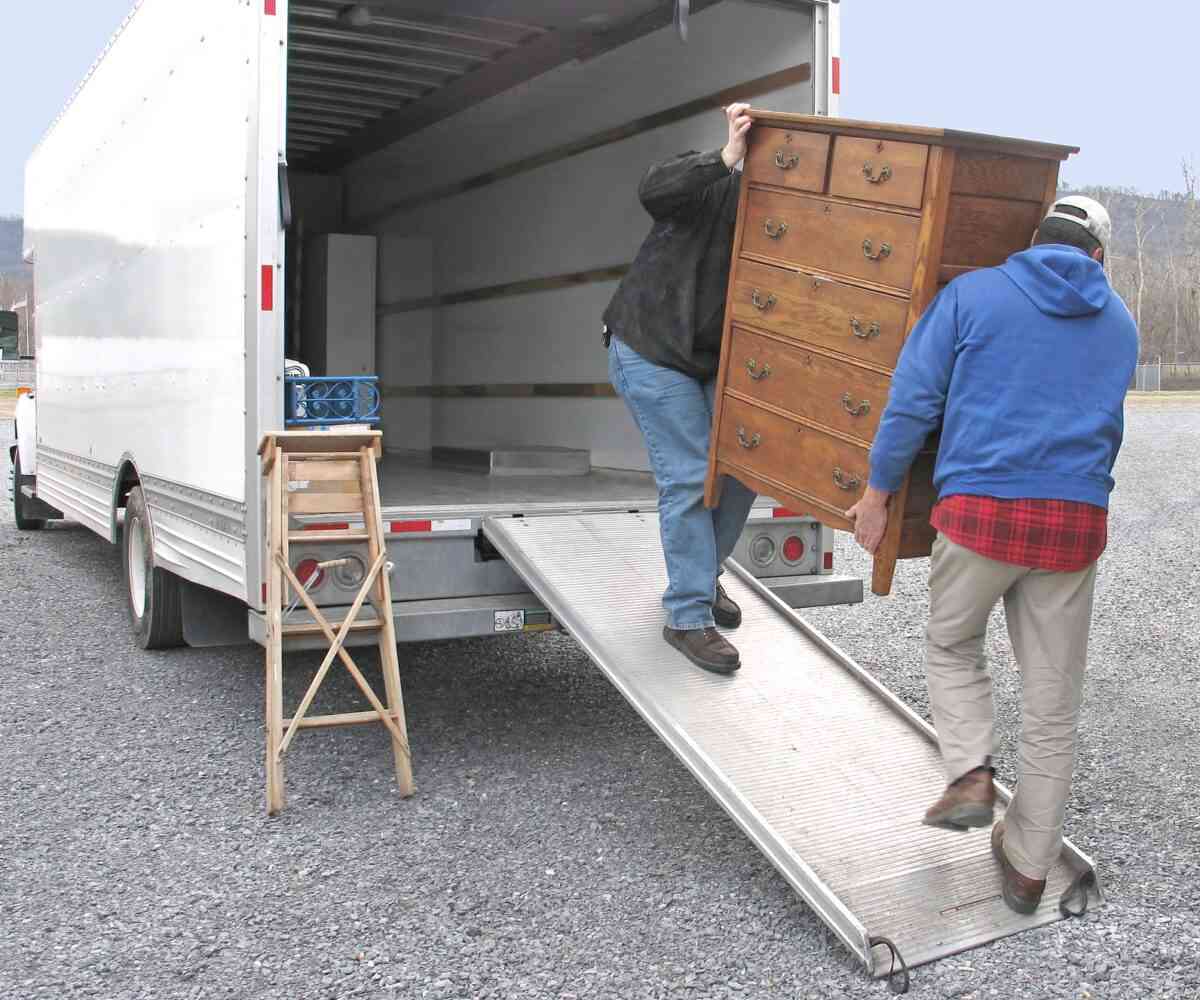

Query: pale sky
[1,0,1194,216]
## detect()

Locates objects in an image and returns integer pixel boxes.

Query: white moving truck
[14,0,858,649]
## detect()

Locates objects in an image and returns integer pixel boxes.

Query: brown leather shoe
[712,584,742,629]
[922,767,995,830]
[991,820,1046,915]
[663,626,741,675]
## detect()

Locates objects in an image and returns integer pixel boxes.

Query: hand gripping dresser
[704,113,1078,595]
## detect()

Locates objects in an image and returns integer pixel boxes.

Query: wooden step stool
[259,430,414,814]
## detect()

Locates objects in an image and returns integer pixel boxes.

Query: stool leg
[265,442,287,815]
[266,640,286,815]
[379,640,414,797]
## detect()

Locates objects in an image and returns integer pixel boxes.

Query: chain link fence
[1131,361,1200,392]
[1133,362,1162,392]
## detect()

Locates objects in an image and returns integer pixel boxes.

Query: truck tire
[12,453,46,531]
[123,486,184,649]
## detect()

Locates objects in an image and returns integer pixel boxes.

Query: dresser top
[748,111,1079,162]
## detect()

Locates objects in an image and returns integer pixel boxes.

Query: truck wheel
[123,486,184,649]
[12,453,46,531]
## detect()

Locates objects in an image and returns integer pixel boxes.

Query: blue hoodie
[869,244,1138,508]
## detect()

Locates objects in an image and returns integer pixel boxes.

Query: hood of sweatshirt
[998,244,1111,318]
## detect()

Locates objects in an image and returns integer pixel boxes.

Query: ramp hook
[1059,868,1098,918]
[869,935,910,995]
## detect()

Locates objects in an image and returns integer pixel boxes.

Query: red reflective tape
[824,551,834,570]
[306,522,350,531]
[265,0,277,15]
[391,520,433,534]
[261,265,274,311]
[772,507,800,519]
[831,57,841,95]
[261,582,268,603]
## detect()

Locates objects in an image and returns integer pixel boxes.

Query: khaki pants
[925,534,1097,880]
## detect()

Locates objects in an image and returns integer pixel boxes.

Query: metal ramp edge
[482,512,1101,980]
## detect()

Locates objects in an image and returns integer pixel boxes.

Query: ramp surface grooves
[483,513,1099,976]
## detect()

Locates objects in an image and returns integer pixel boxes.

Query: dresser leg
[871,552,898,596]
[703,470,725,509]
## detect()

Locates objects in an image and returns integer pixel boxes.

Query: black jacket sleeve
[637,149,732,221]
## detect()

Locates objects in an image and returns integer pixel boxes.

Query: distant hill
[0,216,29,277]
[1062,186,1193,262]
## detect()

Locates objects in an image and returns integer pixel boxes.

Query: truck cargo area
[281,0,821,492]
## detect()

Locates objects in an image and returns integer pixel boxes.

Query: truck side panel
[23,0,260,598]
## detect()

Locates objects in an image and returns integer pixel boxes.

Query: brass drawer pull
[775,149,800,170]
[862,239,892,261]
[850,316,881,340]
[751,289,777,312]
[764,218,789,240]
[832,467,861,491]
[736,426,762,450]
[862,161,893,185]
[745,359,771,381]
[841,393,871,417]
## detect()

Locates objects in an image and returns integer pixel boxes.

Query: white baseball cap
[1043,195,1112,251]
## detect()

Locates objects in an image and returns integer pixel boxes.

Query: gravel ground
[1,400,1198,1000]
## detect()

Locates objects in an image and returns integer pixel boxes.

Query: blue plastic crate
[285,376,381,427]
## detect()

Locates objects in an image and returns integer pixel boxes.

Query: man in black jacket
[604,103,755,675]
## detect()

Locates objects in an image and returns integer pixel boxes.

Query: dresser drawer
[743,127,830,192]
[829,135,929,209]
[715,396,871,513]
[741,188,921,290]
[725,327,889,442]
[729,258,911,368]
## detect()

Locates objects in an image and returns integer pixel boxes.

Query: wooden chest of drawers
[704,113,1077,595]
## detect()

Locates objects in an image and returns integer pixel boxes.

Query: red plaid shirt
[931,495,1108,572]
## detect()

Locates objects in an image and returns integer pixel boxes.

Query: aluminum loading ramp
[483,512,1100,984]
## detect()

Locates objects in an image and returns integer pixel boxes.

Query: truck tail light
[781,536,806,564]
[824,551,834,570]
[294,558,325,589]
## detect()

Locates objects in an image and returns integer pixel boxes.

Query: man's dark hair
[1033,215,1103,257]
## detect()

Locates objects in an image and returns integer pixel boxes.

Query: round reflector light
[333,554,366,588]
[748,534,776,566]
[781,535,806,564]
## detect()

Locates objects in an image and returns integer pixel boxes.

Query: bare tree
[1131,198,1159,336]
[1182,159,1199,350]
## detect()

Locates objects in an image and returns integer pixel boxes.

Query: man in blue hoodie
[847,195,1137,915]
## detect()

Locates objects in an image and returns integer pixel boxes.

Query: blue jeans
[608,336,757,630]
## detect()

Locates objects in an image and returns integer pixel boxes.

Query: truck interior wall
[377,236,434,451]
[285,172,343,360]
[324,1,814,471]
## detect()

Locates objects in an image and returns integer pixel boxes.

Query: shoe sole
[663,630,741,675]
[921,802,994,831]
[991,822,1042,915]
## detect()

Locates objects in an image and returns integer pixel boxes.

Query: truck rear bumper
[247,575,863,649]
[758,573,863,609]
